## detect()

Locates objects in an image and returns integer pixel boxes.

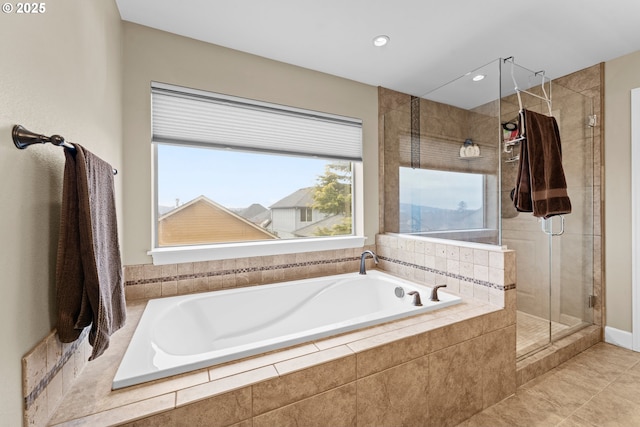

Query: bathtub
[113,270,461,389]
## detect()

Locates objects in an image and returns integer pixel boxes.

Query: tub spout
[359,250,379,275]
[407,291,423,306]
[430,284,447,302]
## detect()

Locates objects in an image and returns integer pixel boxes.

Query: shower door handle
[541,215,565,236]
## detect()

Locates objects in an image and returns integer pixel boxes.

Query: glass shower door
[548,84,595,345]
[505,76,595,360]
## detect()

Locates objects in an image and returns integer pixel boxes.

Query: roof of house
[238,203,268,219]
[270,187,315,209]
[294,213,347,237]
[159,195,277,239]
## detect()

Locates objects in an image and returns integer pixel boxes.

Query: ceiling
[115,0,640,97]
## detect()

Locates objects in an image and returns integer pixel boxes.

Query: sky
[157,144,329,209]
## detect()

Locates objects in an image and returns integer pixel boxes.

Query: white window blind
[151,82,363,161]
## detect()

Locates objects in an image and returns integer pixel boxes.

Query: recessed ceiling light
[472,74,486,82]
[373,35,390,47]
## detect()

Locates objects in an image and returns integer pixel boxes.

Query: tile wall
[22,329,90,426]
[376,233,516,308]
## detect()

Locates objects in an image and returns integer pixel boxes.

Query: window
[399,167,484,233]
[300,208,313,222]
[150,82,363,262]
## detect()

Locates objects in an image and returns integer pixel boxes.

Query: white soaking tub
[113,270,461,389]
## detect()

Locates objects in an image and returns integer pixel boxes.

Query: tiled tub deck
[47,286,516,427]
[24,234,519,426]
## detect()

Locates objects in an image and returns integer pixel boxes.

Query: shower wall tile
[553,64,600,94]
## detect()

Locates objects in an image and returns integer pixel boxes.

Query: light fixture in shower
[472,74,486,82]
[373,35,390,47]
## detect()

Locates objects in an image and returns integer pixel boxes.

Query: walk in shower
[380,57,596,359]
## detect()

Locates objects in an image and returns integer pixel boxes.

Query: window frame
[147,83,365,265]
[398,167,487,234]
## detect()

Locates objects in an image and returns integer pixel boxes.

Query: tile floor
[458,342,640,426]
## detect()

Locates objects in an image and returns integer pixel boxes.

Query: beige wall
[604,50,640,332]
[122,23,379,265]
[0,1,123,424]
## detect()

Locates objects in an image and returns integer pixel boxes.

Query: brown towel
[514,109,571,218]
[56,144,125,360]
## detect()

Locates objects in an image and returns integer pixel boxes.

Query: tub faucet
[407,291,423,306]
[359,250,379,275]
[430,284,447,302]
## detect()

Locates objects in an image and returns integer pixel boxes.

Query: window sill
[147,236,366,265]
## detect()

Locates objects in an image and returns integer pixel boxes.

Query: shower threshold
[516,311,592,361]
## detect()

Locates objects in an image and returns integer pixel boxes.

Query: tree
[312,162,352,235]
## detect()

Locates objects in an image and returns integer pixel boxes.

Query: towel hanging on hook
[12,125,118,175]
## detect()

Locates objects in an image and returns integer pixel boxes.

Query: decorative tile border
[124,256,360,287]
[379,255,516,291]
[24,327,89,410]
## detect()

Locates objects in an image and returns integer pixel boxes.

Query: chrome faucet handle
[407,291,423,306]
[430,284,447,302]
